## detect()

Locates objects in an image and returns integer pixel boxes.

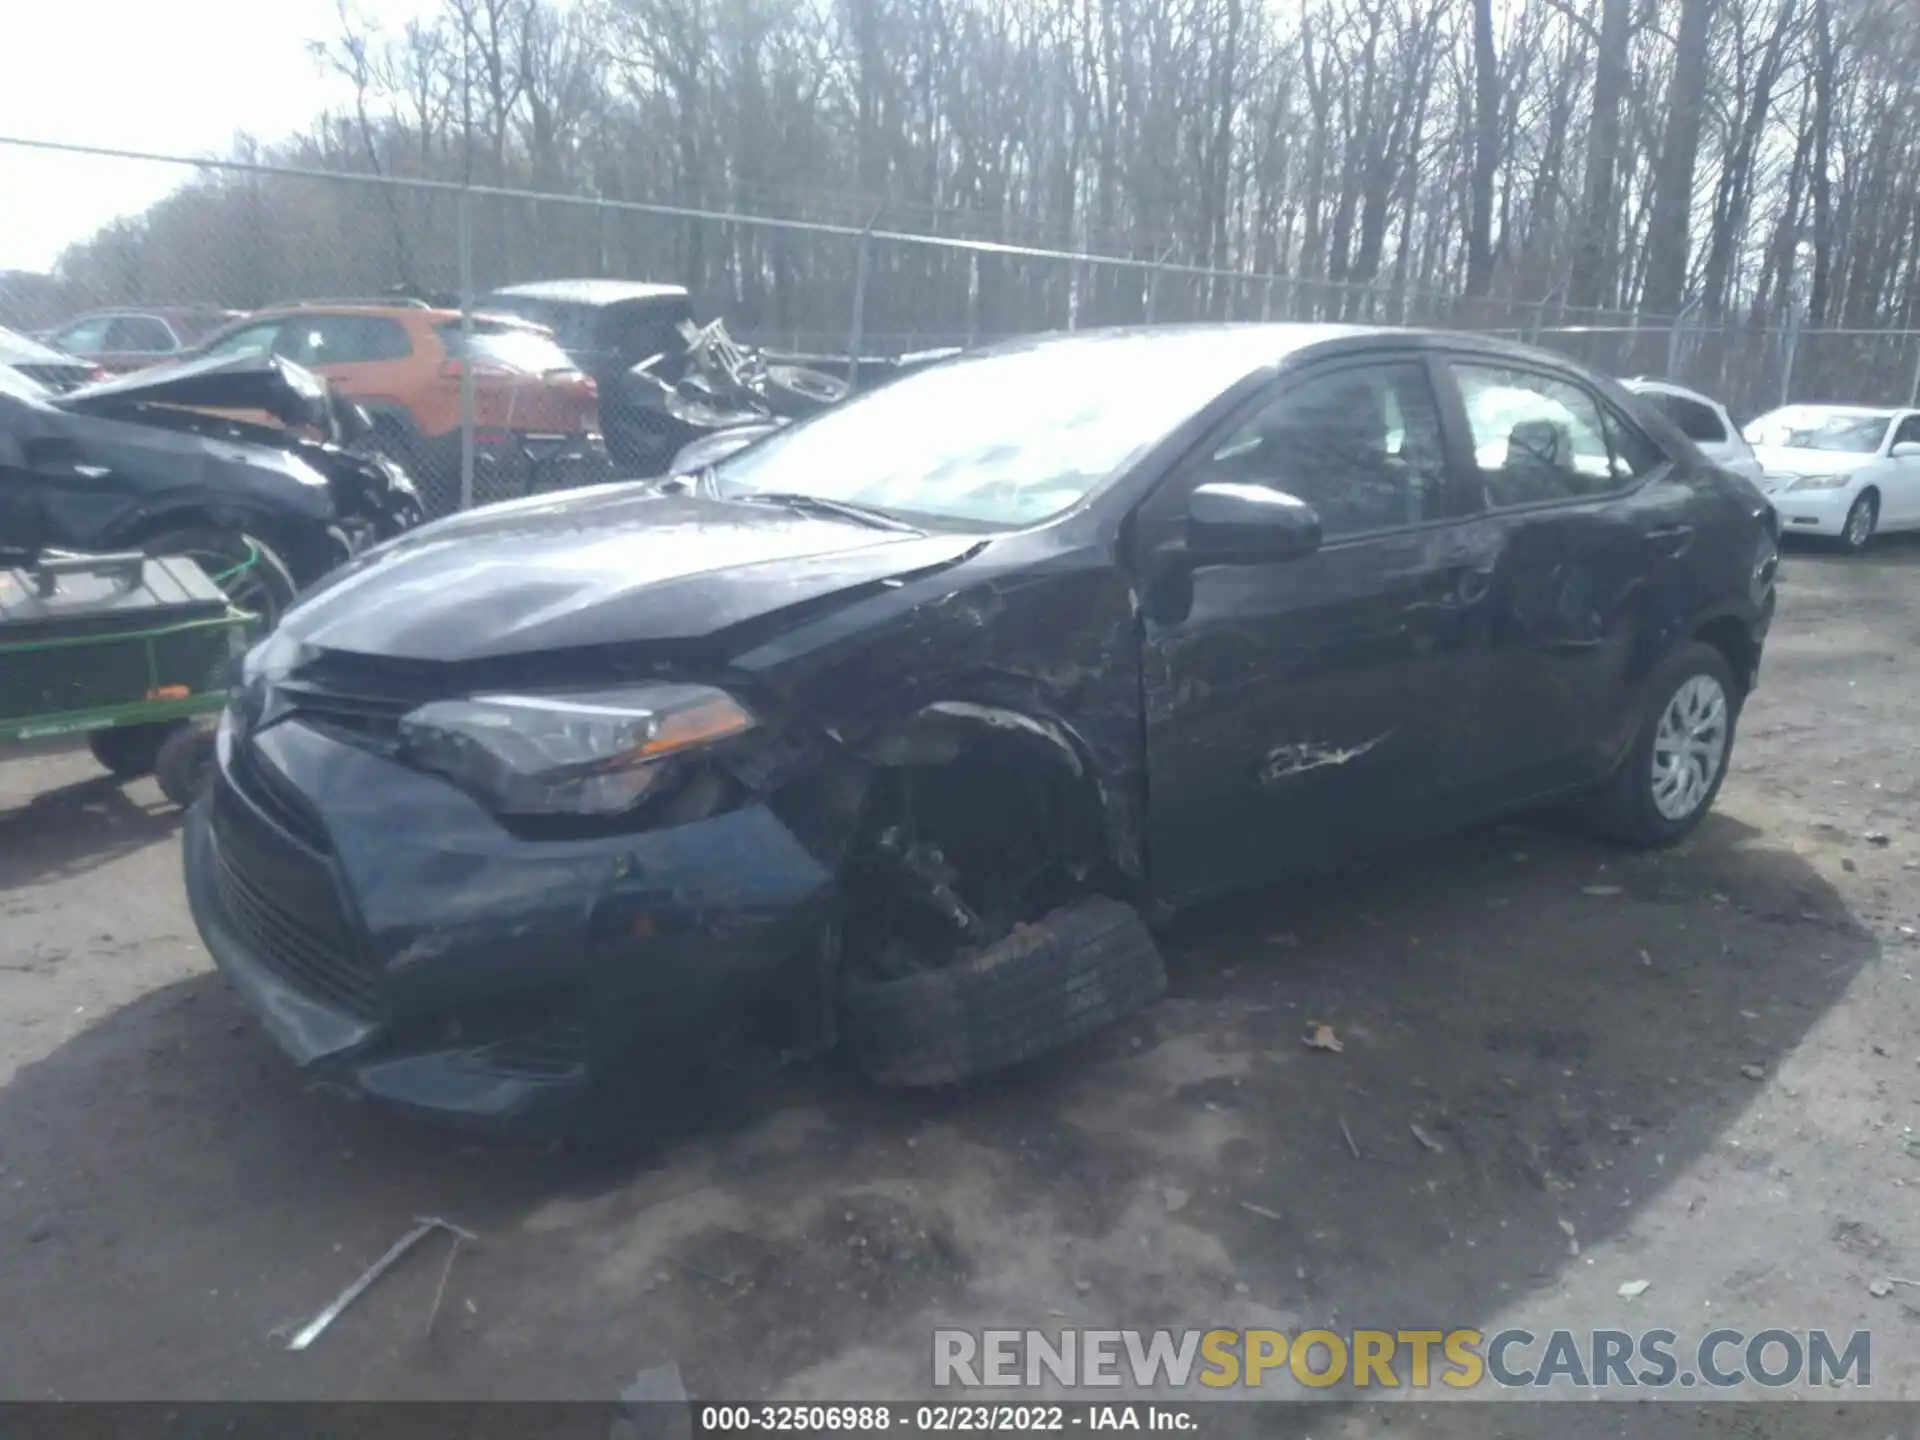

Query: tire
[1578,640,1740,848]
[1838,491,1878,553]
[140,527,299,629]
[153,723,215,808]
[88,722,177,779]
[839,896,1167,1088]
[761,363,850,418]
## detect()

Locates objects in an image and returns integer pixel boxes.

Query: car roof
[487,279,691,307]
[966,322,1616,382]
[1622,376,1725,405]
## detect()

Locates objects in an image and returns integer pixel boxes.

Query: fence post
[1908,333,1920,406]
[846,213,875,384]
[457,187,476,513]
[1779,306,1800,408]
[966,252,979,347]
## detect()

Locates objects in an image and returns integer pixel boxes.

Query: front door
[1883,413,1920,528]
[1136,354,1491,906]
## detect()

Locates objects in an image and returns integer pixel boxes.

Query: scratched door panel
[1142,524,1483,906]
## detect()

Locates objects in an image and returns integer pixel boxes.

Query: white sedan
[1743,404,1920,552]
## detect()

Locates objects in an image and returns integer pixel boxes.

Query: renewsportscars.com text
[932,1327,1871,1391]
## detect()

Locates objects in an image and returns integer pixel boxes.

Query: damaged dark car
[182,325,1777,1127]
[0,351,422,621]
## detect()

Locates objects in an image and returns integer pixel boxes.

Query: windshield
[712,332,1281,527]
[1744,407,1893,454]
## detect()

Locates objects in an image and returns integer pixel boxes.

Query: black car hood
[58,351,336,431]
[279,484,985,662]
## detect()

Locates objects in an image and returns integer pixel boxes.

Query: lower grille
[214,843,379,1019]
[229,742,332,852]
[458,1018,589,1080]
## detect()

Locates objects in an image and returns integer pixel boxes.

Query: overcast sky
[0,0,437,273]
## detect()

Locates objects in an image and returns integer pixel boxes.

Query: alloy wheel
[1650,673,1729,821]
[1844,495,1876,550]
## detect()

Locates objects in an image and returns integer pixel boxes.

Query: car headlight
[1787,472,1852,491]
[399,684,755,816]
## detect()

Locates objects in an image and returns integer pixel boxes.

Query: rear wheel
[1839,491,1878,553]
[1578,641,1739,847]
[140,526,298,627]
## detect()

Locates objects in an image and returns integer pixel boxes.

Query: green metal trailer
[0,550,259,805]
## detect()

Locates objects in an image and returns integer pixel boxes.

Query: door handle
[1646,524,1694,557]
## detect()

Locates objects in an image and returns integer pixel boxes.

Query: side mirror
[1186,481,1322,564]
[1891,442,1920,460]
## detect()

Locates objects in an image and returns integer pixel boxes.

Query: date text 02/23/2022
[696,1404,1194,1432]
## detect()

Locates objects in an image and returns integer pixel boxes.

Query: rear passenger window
[1452,363,1645,509]
[278,316,413,365]
[105,316,177,353]
[1645,391,1728,443]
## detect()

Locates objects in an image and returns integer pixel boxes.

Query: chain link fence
[6,137,1920,515]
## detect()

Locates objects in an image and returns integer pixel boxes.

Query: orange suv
[190,302,610,513]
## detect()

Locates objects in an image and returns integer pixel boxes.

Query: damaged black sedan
[183,325,1777,1127]
[1,351,421,621]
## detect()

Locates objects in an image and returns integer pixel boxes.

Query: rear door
[1137,351,1494,903]
[1437,357,1695,807]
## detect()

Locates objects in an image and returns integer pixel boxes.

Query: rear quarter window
[436,322,579,374]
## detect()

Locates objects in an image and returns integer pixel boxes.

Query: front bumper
[1763,483,1851,535]
[183,716,834,1128]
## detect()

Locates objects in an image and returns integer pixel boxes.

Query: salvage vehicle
[189,303,609,514]
[483,280,850,474]
[2,325,103,393]
[0,351,422,626]
[1741,403,1920,552]
[1620,378,1763,485]
[183,325,1777,1128]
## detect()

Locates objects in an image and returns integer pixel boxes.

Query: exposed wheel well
[1692,615,1757,698]
[843,727,1115,983]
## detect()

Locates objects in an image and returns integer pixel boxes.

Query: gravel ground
[3,539,1919,1430]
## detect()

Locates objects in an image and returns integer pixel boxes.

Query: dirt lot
[4,540,1920,1426]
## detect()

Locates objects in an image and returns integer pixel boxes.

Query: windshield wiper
[728,490,921,532]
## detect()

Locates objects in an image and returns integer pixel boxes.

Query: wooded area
[19,0,1920,409]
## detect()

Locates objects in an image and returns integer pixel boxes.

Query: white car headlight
[1786,472,1853,491]
[400,684,756,816]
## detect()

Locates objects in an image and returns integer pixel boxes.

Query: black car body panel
[0,352,421,584]
[287,488,986,661]
[183,324,1776,1127]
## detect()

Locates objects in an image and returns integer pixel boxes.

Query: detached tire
[153,724,215,808]
[761,363,850,417]
[1577,640,1740,848]
[840,896,1167,1088]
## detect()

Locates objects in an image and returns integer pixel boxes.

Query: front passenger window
[1454,364,1635,508]
[1194,362,1449,540]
